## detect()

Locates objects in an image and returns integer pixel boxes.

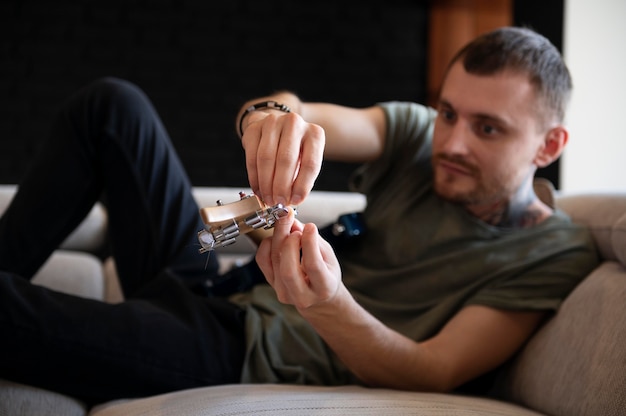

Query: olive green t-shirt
[230,101,599,386]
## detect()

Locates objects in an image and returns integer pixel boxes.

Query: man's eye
[441,110,456,122]
[477,123,498,136]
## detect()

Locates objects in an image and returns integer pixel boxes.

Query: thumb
[271,206,297,242]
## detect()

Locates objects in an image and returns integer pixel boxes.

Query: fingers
[255,208,300,288]
[255,237,274,286]
[300,223,339,299]
[269,208,299,281]
[279,222,341,309]
[255,115,287,206]
[257,212,342,309]
[242,112,324,206]
[242,112,277,202]
[255,208,311,303]
[290,125,324,206]
[277,230,309,299]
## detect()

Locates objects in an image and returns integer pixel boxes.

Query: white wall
[561,0,626,192]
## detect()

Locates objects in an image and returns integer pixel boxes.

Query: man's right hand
[240,109,325,207]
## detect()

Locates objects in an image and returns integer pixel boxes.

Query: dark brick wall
[0,0,428,191]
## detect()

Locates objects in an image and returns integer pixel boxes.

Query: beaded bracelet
[238,101,291,137]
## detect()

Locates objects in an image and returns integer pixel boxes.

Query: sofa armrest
[0,185,108,254]
[32,250,106,301]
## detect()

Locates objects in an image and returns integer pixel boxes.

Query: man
[234,26,597,392]
[0,27,597,403]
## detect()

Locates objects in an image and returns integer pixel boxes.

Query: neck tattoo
[470,180,547,228]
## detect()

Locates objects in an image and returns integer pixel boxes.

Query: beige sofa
[0,183,624,416]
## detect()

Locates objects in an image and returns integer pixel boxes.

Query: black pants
[0,78,246,404]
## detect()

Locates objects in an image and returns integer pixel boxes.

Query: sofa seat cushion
[0,379,87,416]
[90,384,543,416]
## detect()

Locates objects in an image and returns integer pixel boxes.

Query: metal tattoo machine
[197,192,291,253]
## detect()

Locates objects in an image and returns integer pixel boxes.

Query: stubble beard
[433,153,494,206]
[432,153,508,207]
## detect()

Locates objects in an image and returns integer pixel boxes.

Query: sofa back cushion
[492,192,626,416]
[493,261,626,416]
[556,193,626,264]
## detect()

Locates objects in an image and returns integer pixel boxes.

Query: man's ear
[534,126,569,168]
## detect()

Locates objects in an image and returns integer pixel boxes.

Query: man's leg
[0,77,217,294]
[0,79,242,402]
[0,270,246,404]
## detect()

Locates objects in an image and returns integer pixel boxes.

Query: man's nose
[441,121,471,155]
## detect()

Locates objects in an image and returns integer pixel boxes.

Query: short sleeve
[465,224,599,312]
[349,102,436,195]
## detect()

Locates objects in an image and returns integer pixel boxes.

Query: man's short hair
[447,27,572,128]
